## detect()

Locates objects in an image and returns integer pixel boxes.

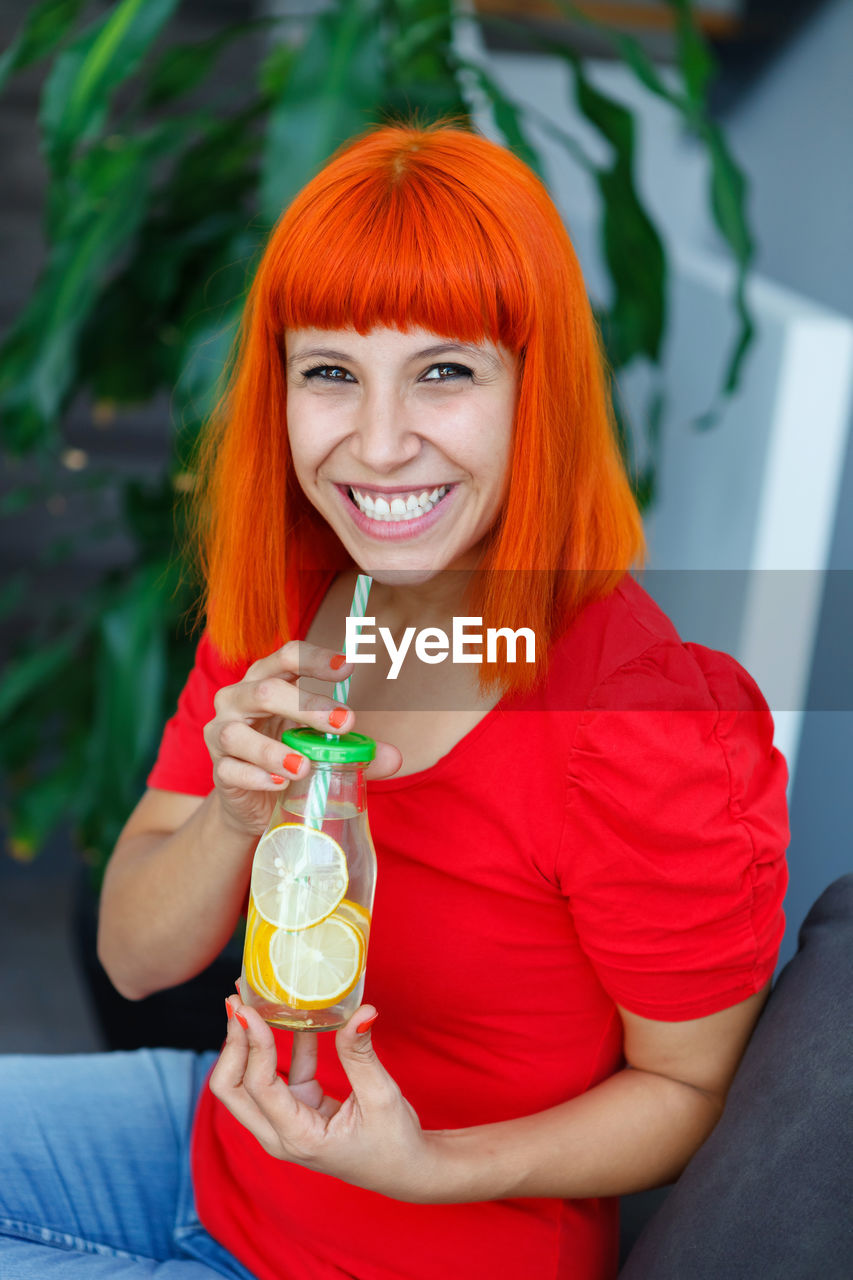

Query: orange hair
[192,120,645,696]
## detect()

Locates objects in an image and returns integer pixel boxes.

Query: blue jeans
[0,1048,257,1278]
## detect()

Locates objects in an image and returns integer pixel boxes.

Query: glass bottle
[239,728,377,1031]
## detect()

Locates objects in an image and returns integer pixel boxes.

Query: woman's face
[284,326,518,582]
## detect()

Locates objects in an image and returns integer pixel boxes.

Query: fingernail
[225,999,234,1021]
[269,773,286,784]
[235,1011,249,1030]
[328,707,347,729]
[283,753,303,774]
[235,979,242,995]
[356,1012,379,1035]
[330,653,347,670]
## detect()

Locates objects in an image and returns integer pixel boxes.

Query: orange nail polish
[225,999,234,1021]
[328,707,347,729]
[356,1012,379,1034]
[234,979,242,996]
[269,773,286,784]
[235,1011,249,1030]
[330,653,347,670]
[283,753,302,774]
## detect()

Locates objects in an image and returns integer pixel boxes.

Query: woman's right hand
[203,641,401,836]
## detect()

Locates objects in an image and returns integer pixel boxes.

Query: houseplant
[0,0,754,1048]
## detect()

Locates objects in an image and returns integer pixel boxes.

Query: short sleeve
[558,640,790,1021]
[147,632,247,796]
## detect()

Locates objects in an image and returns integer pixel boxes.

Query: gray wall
[470,0,853,964]
[724,0,853,965]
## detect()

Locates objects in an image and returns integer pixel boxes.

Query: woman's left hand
[209,998,444,1202]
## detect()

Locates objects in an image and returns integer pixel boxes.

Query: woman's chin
[348,544,488,587]
[353,565,441,588]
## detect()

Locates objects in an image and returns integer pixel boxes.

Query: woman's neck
[352,570,473,635]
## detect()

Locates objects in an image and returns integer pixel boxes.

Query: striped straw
[303,573,373,830]
[330,572,372,709]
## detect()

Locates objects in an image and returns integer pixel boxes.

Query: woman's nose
[349,389,422,474]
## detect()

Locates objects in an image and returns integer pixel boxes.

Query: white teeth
[349,485,450,522]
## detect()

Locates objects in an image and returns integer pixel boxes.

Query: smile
[335,483,456,542]
[347,485,451,522]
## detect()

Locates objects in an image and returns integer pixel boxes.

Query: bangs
[263,151,534,351]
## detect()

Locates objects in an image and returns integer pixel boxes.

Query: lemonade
[238,731,377,1030]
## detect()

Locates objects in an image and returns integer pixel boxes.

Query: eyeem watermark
[344,616,536,680]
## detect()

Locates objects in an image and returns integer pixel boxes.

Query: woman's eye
[422,363,472,382]
[303,365,353,382]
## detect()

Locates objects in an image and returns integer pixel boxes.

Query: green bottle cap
[281,726,376,764]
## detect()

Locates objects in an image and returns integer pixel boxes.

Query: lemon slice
[244,898,284,1002]
[269,914,365,1010]
[243,896,372,1007]
[334,897,372,936]
[250,823,348,930]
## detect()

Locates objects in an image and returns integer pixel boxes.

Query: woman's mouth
[336,483,455,540]
[349,484,450,521]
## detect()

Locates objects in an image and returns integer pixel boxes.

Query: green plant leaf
[0,571,29,621]
[79,107,264,405]
[258,39,299,100]
[0,631,79,722]
[0,482,44,515]
[688,122,755,417]
[170,226,261,433]
[706,122,753,265]
[84,562,177,824]
[665,0,716,113]
[142,18,278,110]
[386,12,452,73]
[565,0,752,399]
[597,164,667,366]
[608,31,681,106]
[121,476,185,560]
[0,0,86,92]
[510,99,597,175]
[474,10,667,369]
[4,746,89,861]
[543,0,690,110]
[572,57,633,154]
[382,0,469,120]
[0,123,187,450]
[567,56,666,365]
[0,609,96,857]
[39,0,180,178]
[454,57,545,179]
[501,2,753,399]
[172,299,244,435]
[157,104,265,229]
[260,0,388,223]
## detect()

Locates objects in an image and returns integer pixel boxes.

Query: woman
[0,122,788,1280]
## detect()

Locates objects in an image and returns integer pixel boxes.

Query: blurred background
[1,0,851,1074]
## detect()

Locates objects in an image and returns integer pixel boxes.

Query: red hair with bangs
[192,121,645,695]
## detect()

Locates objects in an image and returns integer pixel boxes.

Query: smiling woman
[192,122,644,694]
[0,121,789,1280]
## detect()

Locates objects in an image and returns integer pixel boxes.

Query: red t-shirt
[148,573,789,1280]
